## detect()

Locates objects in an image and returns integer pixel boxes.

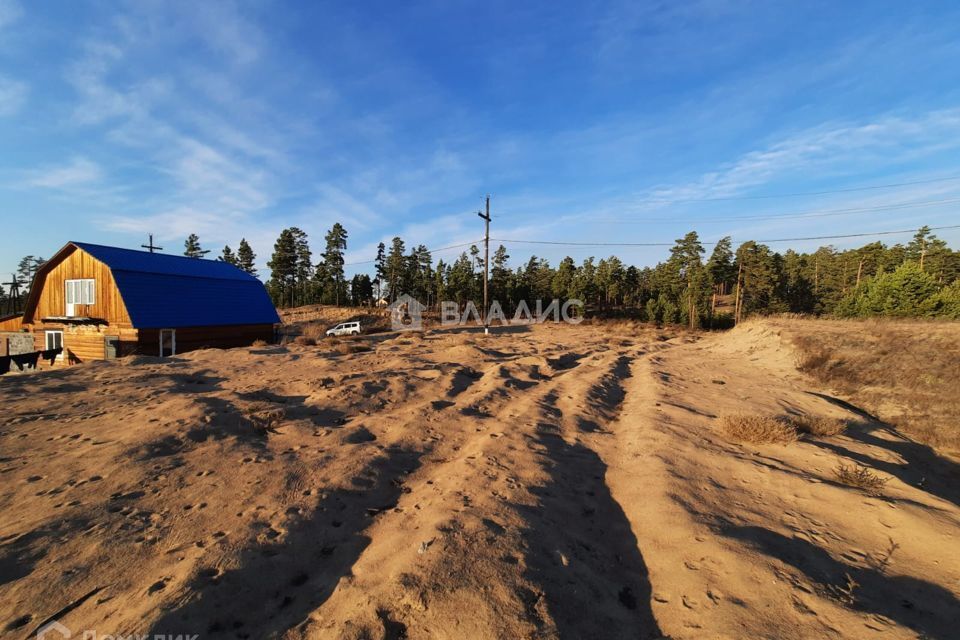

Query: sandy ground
[1,320,958,639]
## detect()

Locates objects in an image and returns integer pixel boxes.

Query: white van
[326,321,362,337]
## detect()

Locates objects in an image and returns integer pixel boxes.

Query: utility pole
[3,274,22,315]
[141,234,163,253]
[478,195,491,335]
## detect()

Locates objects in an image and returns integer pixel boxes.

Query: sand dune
[1,320,958,639]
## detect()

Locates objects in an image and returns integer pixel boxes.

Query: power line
[592,196,960,224]
[343,239,482,266]
[490,224,960,248]
[626,173,960,205]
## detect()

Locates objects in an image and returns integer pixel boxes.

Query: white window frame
[44,330,63,359]
[159,329,176,357]
[65,279,95,307]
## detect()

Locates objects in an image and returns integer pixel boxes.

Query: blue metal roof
[72,242,280,328]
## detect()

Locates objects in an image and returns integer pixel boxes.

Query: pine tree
[183,234,210,258]
[386,237,406,300]
[668,232,707,328]
[491,245,512,305]
[220,245,237,265]
[837,263,939,317]
[320,223,348,305]
[572,257,598,305]
[448,252,475,307]
[906,226,933,268]
[16,255,45,293]
[410,245,433,305]
[733,241,781,322]
[350,273,374,306]
[236,239,257,276]
[267,229,298,307]
[551,256,576,302]
[434,259,448,306]
[287,227,313,306]
[706,236,736,296]
[374,242,387,302]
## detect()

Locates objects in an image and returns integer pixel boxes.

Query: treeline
[4,226,956,324]
[254,223,960,325]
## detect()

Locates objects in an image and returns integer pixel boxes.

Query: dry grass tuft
[251,339,267,347]
[833,462,888,496]
[332,341,372,355]
[294,335,317,346]
[789,319,960,452]
[719,414,798,444]
[794,347,832,372]
[302,322,328,342]
[793,415,848,437]
[719,412,848,444]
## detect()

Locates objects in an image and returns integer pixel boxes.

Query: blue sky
[2,0,960,280]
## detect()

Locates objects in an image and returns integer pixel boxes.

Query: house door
[65,280,77,317]
[104,336,119,359]
[159,329,176,357]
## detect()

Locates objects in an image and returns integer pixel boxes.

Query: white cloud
[66,40,143,125]
[27,157,103,188]
[0,75,26,116]
[170,138,270,210]
[629,108,960,208]
[100,205,244,238]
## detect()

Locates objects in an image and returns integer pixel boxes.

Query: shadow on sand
[806,392,960,509]
[148,446,422,638]
[721,524,959,640]
[518,428,662,639]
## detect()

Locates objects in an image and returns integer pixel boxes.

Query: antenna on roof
[3,273,22,315]
[141,234,164,253]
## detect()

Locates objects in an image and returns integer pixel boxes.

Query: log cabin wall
[137,324,274,356]
[28,247,132,325]
[32,324,139,367]
[0,315,23,332]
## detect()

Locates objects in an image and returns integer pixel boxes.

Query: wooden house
[0,313,23,332]
[18,242,280,365]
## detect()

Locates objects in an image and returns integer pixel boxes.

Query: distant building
[17,241,280,365]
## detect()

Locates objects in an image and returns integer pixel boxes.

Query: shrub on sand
[719,414,798,444]
[302,323,328,342]
[333,341,371,355]
[793,415,848,436]
[834,463,888,496]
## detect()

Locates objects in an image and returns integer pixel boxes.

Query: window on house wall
[45,330,63,351]
[66,279,95,304]
[65,279,95,316]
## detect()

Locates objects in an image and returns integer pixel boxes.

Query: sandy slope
[1,320,957,639]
